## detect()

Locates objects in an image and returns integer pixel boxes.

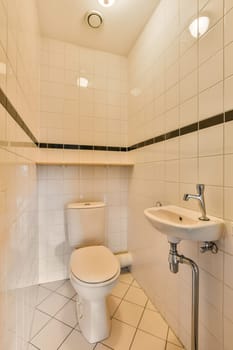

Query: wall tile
[224,75,233,111]
[199,125,223,157]
[224,8,233,46]
[199,20,223,65]
[199,82,223,120]
[199,155,223,186]
[224,42,233,78]
[199,50,223,92]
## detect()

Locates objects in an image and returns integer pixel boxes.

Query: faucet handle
[196,184,205,194]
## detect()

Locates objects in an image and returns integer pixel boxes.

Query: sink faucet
[183,184,209,221]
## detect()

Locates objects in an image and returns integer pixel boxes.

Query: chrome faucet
[183,184,209,221]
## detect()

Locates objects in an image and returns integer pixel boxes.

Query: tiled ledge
[36,149,134,167]
[36,162,134,166]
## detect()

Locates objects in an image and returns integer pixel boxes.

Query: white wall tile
[199,50,223,92]
[199,125,223,156]
[199,20,223,65]
[199,156,223,186]
[128,3,233,350]
[224,8,233,46]
[224,42,233,78]
[199,82,223,120]
[224,75,233,111]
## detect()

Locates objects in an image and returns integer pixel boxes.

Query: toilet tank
[66,202,106,248]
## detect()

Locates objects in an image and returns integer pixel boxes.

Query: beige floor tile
[124,286,148,307]
[31,319,72,350]
[111,281,130,298]
[139,309,168,340]
[146,299,158,312]
[107,295,122,317]
[95,344,112,349]
[30,309,51,338]
[59,329,95,350]
[114,300,144,327]
[37,292,69,316]
[41,279,66,291]
[102,319,136,350]
[36,286,52,305]
[119,272,134,285]
[166,343,184,350]
[56,280,76,298]
[28,344,39,349]
[167,329,183,347]
[131,329,166,350]
[132,280,141,288]
[55,299,78,327]
[75,323,81,331]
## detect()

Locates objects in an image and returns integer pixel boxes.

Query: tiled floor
[29,273,185,350]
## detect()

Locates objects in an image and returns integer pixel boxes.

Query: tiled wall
[128,1,233,349]
[37,165,130,283]
[0,0,40,348]
[37,38,130,282]
[40,37,128,147]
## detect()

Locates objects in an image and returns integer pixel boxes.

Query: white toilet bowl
[69,245,120,343]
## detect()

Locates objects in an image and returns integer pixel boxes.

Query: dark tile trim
[225,110,233,122]
[0,83,231,154]
[64,144,79,150]
[199,113,224,130]
[155,134,166,143]
[0,87,38,145]
[165,129,179,140]
[180,122,198,136]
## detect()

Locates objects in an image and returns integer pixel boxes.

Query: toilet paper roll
[115,252,132,268]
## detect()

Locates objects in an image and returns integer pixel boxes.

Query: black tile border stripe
[199,113,224,130]
[180,122,198,136]
[225,110,233,122]
[165,129,179,140]
[0,87,38,144]
[0,84,232,154]
[39,143,128,152]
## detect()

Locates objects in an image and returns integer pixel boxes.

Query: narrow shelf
[36,161,134,167]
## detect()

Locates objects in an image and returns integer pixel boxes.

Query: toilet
[66,201,120,343]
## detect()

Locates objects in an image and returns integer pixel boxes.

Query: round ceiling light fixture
[189,16,210,38]
[86,10,103,29]
[98,0,115,7]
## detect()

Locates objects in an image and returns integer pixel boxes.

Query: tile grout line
[56,327,74,350]
[110,278,134,318]
[128,292,148,350]
[32,290,77,342]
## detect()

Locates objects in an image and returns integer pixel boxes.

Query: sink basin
[144,205,224,243]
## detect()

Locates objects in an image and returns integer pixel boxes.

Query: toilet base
[76,295,111,343]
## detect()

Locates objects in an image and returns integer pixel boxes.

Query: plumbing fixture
[155,201,162,207]
[183,184,209,221]
[200,241,218,254]
[168,242,199,350]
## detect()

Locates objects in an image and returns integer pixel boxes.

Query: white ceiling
[36,0,160,56]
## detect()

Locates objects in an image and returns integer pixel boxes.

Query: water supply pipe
[168,243,199,350]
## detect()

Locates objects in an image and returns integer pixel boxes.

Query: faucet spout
[183,184,209,221]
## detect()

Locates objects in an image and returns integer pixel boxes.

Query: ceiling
[36,0,160,56]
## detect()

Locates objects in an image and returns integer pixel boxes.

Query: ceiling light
[77,77,89,88]
[98,0,115,8]
[189,16,210,38]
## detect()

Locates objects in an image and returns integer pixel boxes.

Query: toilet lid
[70,246,120,284]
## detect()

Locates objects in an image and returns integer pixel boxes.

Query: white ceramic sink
[144,205,224,243]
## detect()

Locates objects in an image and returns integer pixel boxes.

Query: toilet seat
[70,245,120,284]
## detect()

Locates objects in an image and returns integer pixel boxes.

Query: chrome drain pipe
[168,243,199,350]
